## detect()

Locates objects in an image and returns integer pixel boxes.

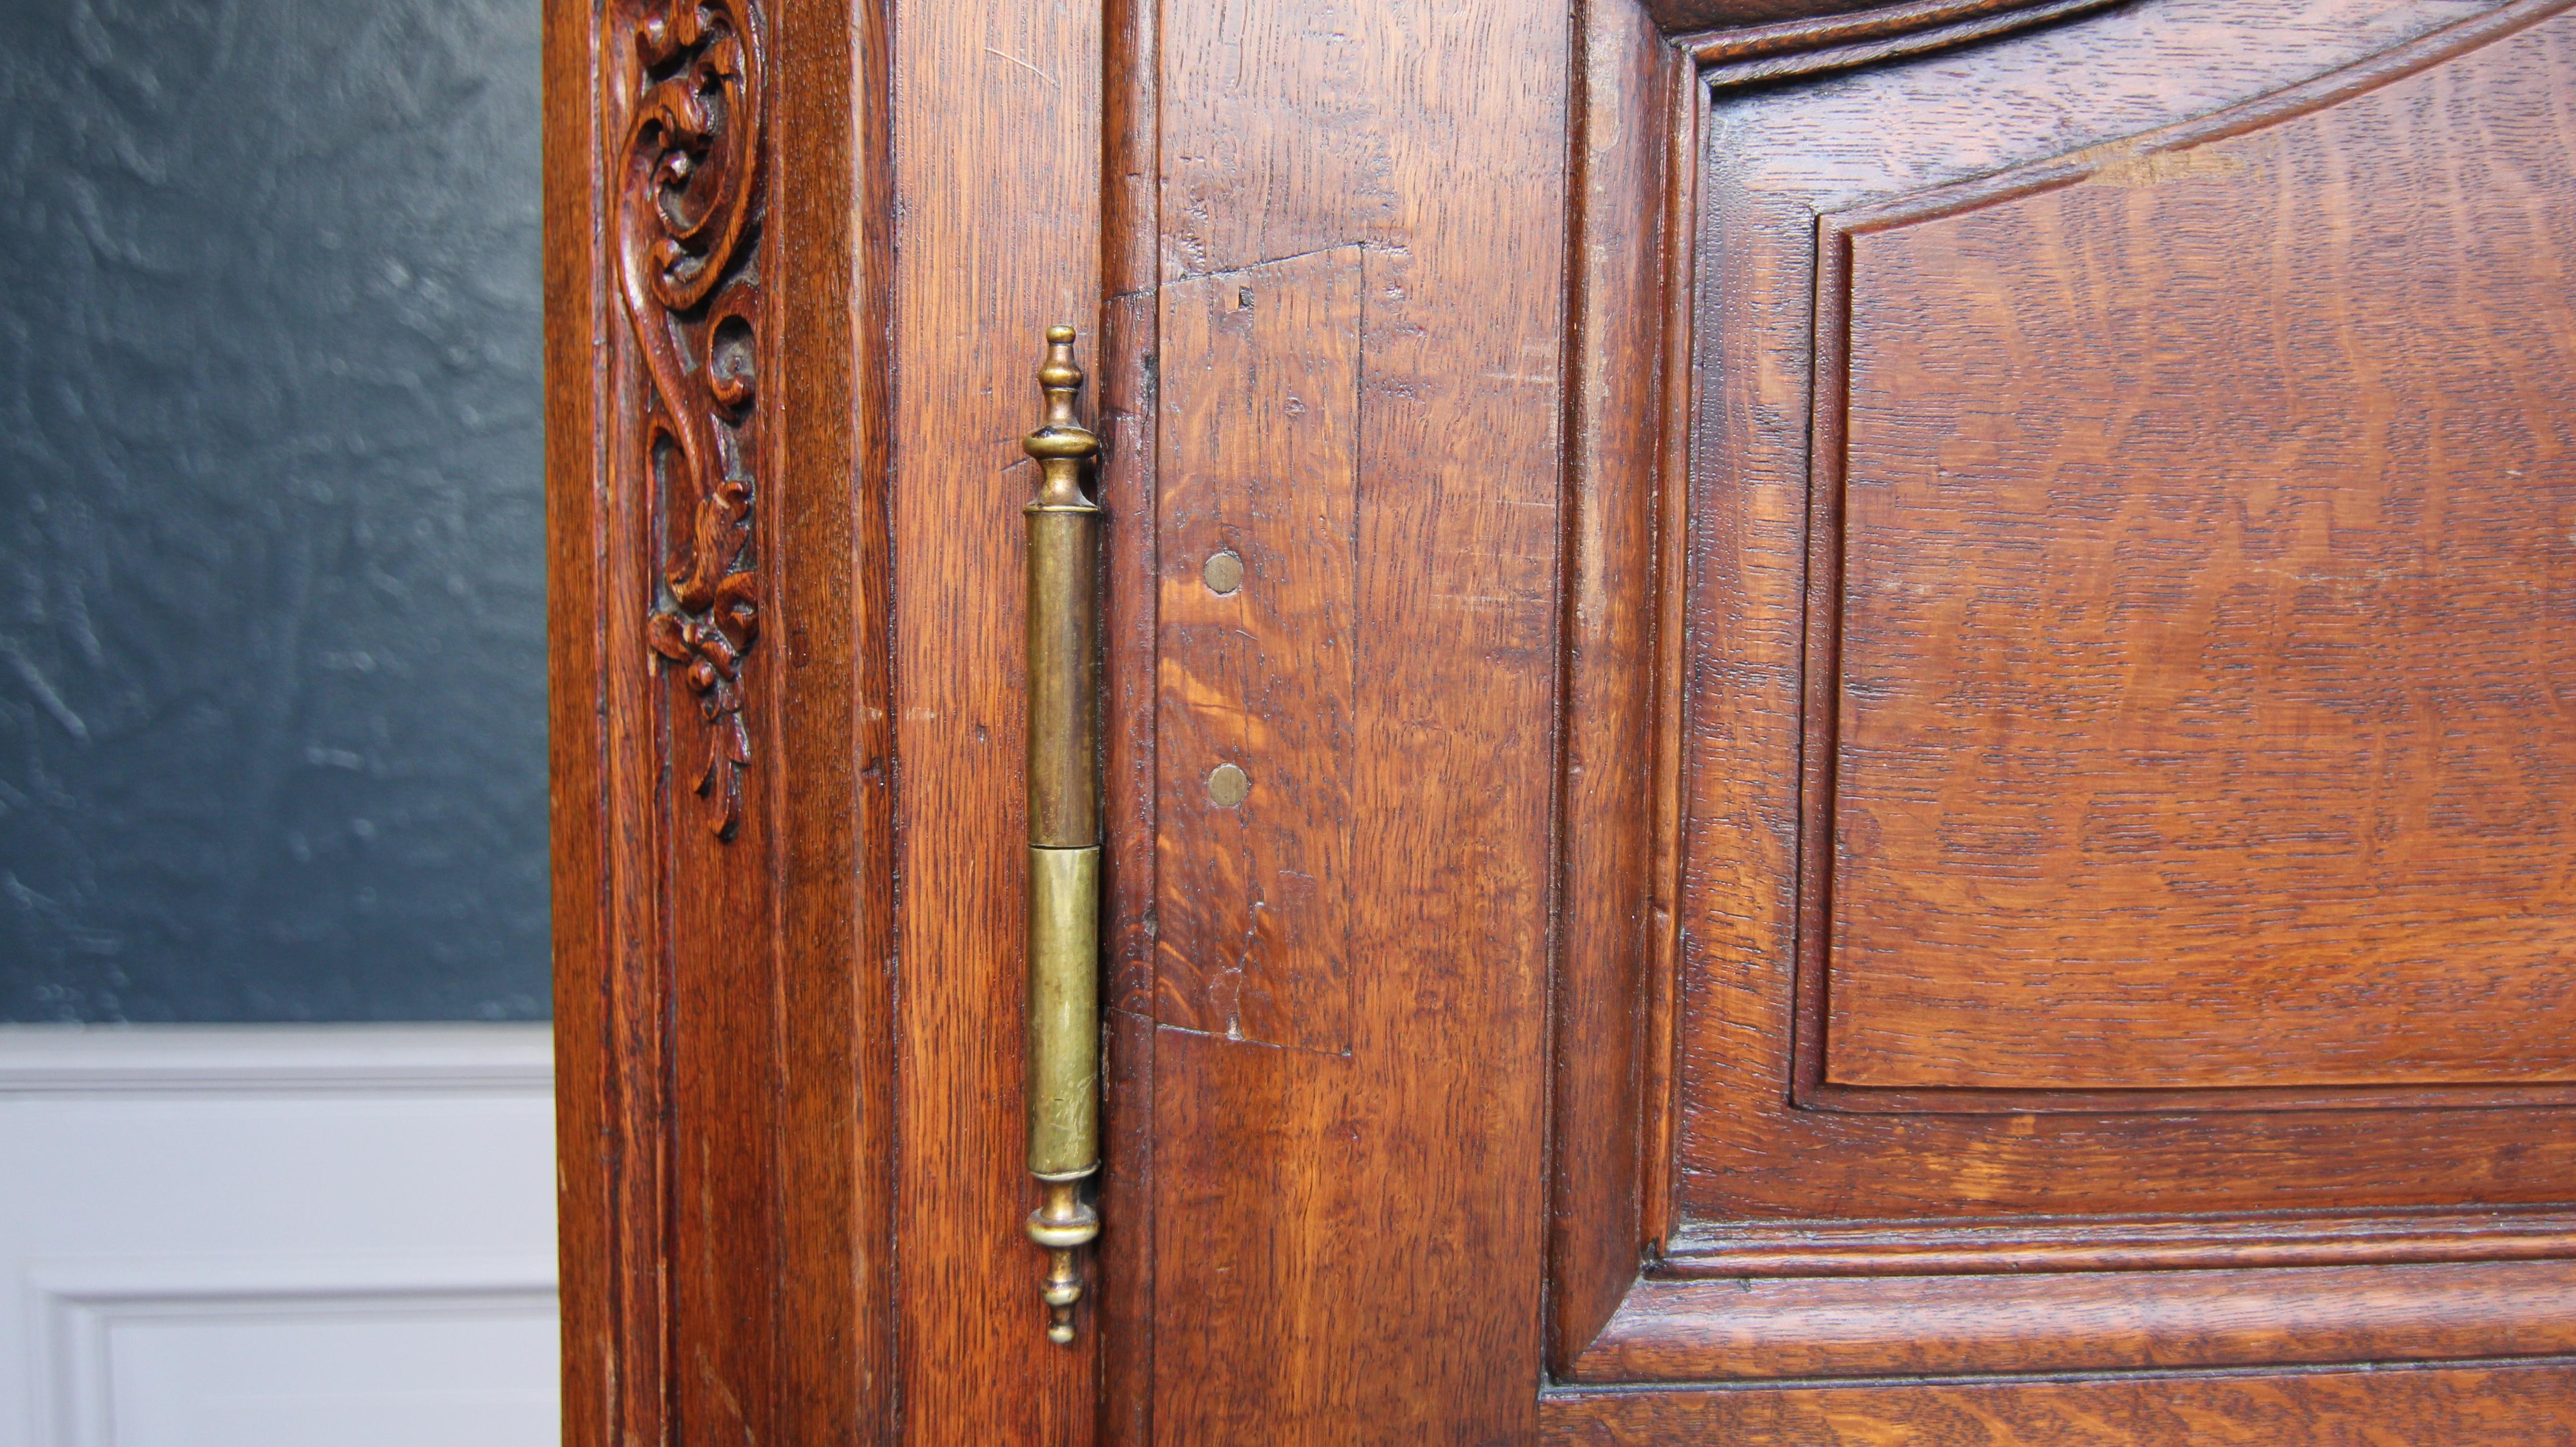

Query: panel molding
[1687,0,2127,86]
[1547,0,1690,1372]
[1545,0,2576,1389]
[1648,0,2093,46]
[1663,1207,2576,1279]
[0,1025,552,1097]
[34,1254,557,1447]
[1541,1357,2576,1444]
[0,1023,559,1447]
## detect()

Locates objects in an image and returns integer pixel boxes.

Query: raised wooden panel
[1549,0,2576,1412]
[1669,0,2576,1232]
[1817,26,2576,1092]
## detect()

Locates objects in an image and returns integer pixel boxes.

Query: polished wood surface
[549,0,893,1444]
[1574,1258,2576,1380]
[888,0,1100,1437]
[1649,0,1946,40]
[1154,248,1362,1053]
[1548,0,1680,1372]
[1094,0,1163,1424]
[542,0,609,1430]
[1821,15,2576,1091]
[1674,0,2576,1234]
[548,0,2576,1436]
[1662,1206,2576,1276]
[773,1,896,1439]
[1133,0,1570,1438]
[1549,0,2576,1425]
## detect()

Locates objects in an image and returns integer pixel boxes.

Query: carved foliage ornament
[617,0,765,839]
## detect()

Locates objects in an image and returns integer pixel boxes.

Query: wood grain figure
[546,0,2576,1435]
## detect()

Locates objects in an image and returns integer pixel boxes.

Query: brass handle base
[1028,1178,1101,1345]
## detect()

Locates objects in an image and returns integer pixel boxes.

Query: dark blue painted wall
[0,0,547,1021]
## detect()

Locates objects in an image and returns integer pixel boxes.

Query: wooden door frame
[547,0,1100,1441]
[547,0,900,1439]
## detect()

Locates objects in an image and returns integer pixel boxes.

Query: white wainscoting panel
[0,1025,558,1447]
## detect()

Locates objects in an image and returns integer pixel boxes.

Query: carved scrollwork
[616,0,766,840]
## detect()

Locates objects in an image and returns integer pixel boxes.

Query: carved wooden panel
[621,0,765,840]
[586,2,787,1442]
[555,0,906,1441]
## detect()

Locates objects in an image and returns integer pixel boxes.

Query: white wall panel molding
[0,1025,557,1447]
[0,1024,555,1096]
[34,1254,558,1447]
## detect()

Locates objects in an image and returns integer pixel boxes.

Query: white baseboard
[0,1025,559,1447]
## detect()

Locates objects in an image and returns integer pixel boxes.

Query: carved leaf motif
[614,0,765,840]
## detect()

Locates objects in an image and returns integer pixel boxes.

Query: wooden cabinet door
[545,0,2576,1441]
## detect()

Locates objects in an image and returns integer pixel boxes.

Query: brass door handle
[1021,325,1102,1345]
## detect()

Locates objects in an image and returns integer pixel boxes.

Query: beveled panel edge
[1661,1206,2576,1279]
[1791,0,2576,1115]
[1805,0,2553,243]
[1652,0,2064,44]
[1547,0,1694,1375]
[1678,0,2092,59]
[1540,1356,2576,1446]
[1690,0,2129,87]
[1805,1079,2576,1115]
[1563,1257,2576,1383]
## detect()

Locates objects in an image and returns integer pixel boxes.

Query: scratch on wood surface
[982,45,1058,87]
[1156,1019,1353,1060]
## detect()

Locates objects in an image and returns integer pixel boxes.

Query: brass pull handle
[1022,325,1102,1345]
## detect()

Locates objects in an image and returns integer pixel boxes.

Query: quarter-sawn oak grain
[1143,0,1570,1439]
[889,0,1101,1439]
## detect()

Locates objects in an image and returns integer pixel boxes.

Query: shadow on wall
[0,0,548,1022]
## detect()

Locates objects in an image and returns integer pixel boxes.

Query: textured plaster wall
[0,0,547,1020]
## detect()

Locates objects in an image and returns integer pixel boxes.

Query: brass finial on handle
[1026,324,1098,508]
[1022,324,1102,1346]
